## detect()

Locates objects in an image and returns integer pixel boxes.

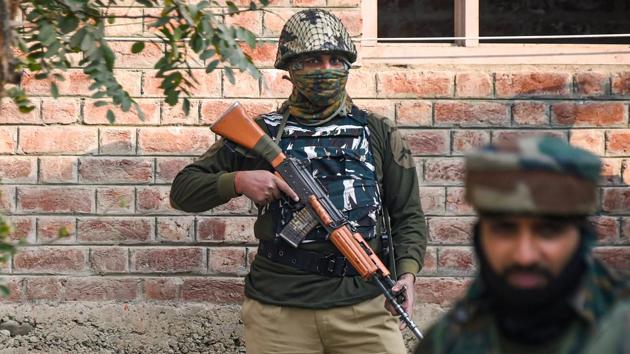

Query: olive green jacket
[415,259,629,354]
[170,109,428,308]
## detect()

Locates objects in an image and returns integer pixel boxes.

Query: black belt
[258,240,359,277]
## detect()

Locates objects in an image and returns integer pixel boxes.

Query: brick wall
[1,0,629,322]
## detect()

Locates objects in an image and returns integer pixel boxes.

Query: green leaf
[101,45,116,71]
[226,1,238,13]
[0,286,9,297]
[260,0,269,5]
[205,59,219,73]
[94,100,109,107]
[200,49,216,61]
[249,1,257,10]
[108,16,116,24]
[131,41,145,54]
[69,28,87,49]
[106,109,116,124]
[50,82,59,98]
[59,16,79,34]
[224,66,235,85]
[165,90,179,105]
[237,26,256,48]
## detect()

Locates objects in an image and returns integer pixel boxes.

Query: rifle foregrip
[329,227,378,279]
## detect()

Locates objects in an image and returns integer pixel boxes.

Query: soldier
[170,9,427,354]
[415,136,630,354]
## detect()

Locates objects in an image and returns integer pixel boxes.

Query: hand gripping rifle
[211,102,423,340]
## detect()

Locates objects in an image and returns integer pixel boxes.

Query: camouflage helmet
[274,9,357,70]
[465,136,601,216]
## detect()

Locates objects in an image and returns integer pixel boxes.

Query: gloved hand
[235,170,299,206]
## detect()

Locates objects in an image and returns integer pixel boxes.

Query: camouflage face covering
[281,68,353,124]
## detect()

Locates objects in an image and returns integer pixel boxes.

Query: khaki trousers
[242,295,407,354]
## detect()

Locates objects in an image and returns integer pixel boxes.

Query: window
[360,0,630,64]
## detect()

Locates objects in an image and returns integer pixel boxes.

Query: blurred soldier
[415,136,630,354]
[170,9,427,354]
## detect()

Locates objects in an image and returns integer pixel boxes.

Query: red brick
[428,217,475,244]
[402,130,449,156]
[601,158,622,186]
[226,11,262,35]
[241,42,278,68]
[593,247,630,272]
[0,278,23,303]
[575,72,608,96]
[96,187,135,214]
[157,217,195,242]
[224,70,260,98]
[512,102,548,126]
[446,187,474,215]
[418,246,437,275]
[435,101,509,127]
[156,157,194,183]
[612,72,630,96]
[137,186,178,214]
[601,188,630,214]
[90,247,128,273]
[138,127,214,155]
[346,70,376,98]
[0,100,41,124]
[4,216,36,243]
[0,127,16,154]
[78,218,153,243]
[37,216,76,244]
[18,187,94,214]
[19,126,98,154]
[569,130,605,155]
[262,9,296,37]
[492,130,567,146]
[208,247,248,275]
[13,247,87,273]
[39,157,77,183]
[64,278,138,301]
[438,247,476,276]
[25,277,63,301]
[144,278,179,300]
[22,70,92,96]
[292,0,325,6]
[418,187,445,216]
[353,100,394,118]
[395,101,432,127]
[452,130,490,155]
[424,158,465,185]
[377,71,453,98]
[78,157,153,184]
[100,128,136,155]
[162,100,200,125]
[41,98,80,124]
[181,277,244,303]
[110,41,164,69]
[131,248,205,273]
[331,10,362,36]
[0,157,36,183]
[114,70,143,97]
[495,72,571,97]
[0,186,15,213]
[200,100,270,125]
[606,130,630,156]
[414,277,469,305]
[552,102,626,127]
[588,216,619,244]
[84,100,160,125]
[327,0,360,5]
[455,72,492,97]
[210,195,253,215]
[197,217,257,243]
[103,8,144,36]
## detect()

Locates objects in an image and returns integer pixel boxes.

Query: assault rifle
[211,102,423,340]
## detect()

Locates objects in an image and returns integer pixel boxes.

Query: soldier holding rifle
[170,9,427,354]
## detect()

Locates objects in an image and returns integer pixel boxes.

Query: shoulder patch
[390,129,415,169]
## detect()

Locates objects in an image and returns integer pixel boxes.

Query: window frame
[359,0,630,65]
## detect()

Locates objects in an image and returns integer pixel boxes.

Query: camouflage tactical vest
[262,106,383,242]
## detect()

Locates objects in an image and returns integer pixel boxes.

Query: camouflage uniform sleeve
[367,113,428,276]
[169,117,270,213]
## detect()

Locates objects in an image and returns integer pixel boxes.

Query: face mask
[291,68,348,108]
